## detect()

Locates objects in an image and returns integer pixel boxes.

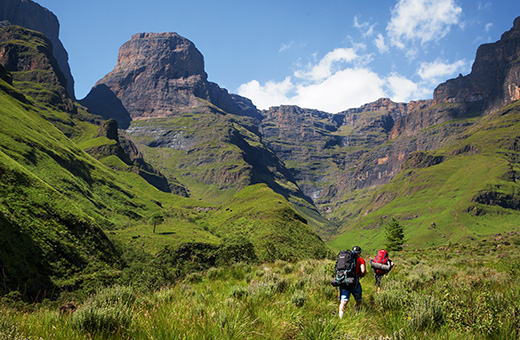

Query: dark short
[339,282,362,302]
[374,273,383,286]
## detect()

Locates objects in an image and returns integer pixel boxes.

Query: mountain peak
[82,31,260,124]
[434,16,520,111]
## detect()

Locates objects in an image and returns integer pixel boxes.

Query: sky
[34,0,520,113]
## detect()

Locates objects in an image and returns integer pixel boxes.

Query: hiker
[338,246,366,318]
[370,249,394,293]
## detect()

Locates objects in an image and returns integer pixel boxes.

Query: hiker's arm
[360,262,366,277]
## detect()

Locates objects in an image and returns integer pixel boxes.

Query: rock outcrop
[0,0,75,99]
[434,16,520,112]
[82,32,261,126]
[0,25,75,112]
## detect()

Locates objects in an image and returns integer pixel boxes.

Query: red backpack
[372,249,390,275]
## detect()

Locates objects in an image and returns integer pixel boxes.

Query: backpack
[331,250,358,287]
[371,249,390,275]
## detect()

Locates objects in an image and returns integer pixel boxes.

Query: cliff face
[0,25,75,112]
[434,17,520,112]
[0,0,75,99]
[82,32,260,126]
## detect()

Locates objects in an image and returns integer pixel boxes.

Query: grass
[2,232,519,339]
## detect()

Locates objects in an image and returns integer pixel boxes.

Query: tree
[385,217,405,251]
[149,212,164,233]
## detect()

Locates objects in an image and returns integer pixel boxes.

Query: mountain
[80,32,260,128]
[0,18,330,295]
[260,16,520,246]
[81,31,332,233]
[0,0,75,99]
[434,16,520,112]
[1,0,520,297]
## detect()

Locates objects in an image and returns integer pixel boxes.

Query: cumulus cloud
[237,77,294,110]
[237,48,391,113]
[417,59,469,83]
[385,73,421,102]
[293,48,360,82]
[236,55,468,112]
[387,0,462,49]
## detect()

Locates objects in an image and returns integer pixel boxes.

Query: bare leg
[339,300,348,318]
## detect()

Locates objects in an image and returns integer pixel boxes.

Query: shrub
[408,295,445,331]
[291,290,306,307]
[230,285,249,300]
[185,272,203,284]
[375,285,411,311]
[229,263,246,280]
[319,283,338,300]
[206,267,222,280]
[283,263,294,274]
[72,301,133,334]
[94,285,136,307]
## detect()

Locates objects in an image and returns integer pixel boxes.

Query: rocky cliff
[434,16,520,112]
[0,0,75,99]
[81,32,260,127]
[0,25,75,112]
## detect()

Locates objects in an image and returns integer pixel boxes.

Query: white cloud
[279,41,295,52]
[386,74,420,102]
[375,34,389,53]
[294,68,386,112]
[237,77,294,110]
[387,0,463,49]
[354,16,376,38]
[237,48,390,113]
[484,23,493,33]
[293,48,360,82]
[417,59,468,83]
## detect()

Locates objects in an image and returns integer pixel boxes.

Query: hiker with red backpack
[331,245,366,318]
[370,249,394,293]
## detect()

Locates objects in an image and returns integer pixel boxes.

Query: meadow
[1,231,519,340]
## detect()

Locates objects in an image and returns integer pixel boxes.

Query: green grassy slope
[0,26,332,296]
[329,100,520,252]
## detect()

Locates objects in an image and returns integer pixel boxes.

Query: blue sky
[35,0,520,113]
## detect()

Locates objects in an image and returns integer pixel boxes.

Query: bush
[71,285,135,334]
[73,302,133,334]
[291,290,306,307]
[408,295,445,331]
[94,285,136,307]
[283,263,294,274]
[375,285,411,311]
[185,272,203,284]
[206,267,222,280]
[230,285,249,300]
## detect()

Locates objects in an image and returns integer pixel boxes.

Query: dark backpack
[331,250,358,287]
[371,249,390,275]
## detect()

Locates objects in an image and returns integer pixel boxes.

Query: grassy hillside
[330,100,520,252]
[0,25,331,297]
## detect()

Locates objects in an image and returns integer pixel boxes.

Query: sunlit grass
[2,233,519,339]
